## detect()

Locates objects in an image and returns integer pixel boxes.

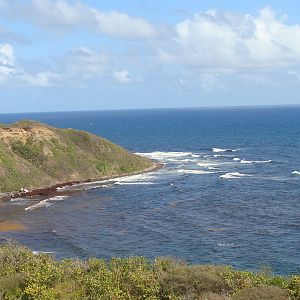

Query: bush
[0,243,298,299]
[233,286,289,300]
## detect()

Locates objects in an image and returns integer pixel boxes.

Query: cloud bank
[158,8,300,70]
[0,0,167,39]
[1,1,300,90]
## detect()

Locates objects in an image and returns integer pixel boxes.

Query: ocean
[0,107,300,275]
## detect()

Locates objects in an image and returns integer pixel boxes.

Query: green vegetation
[0,243,299,299]
[0,120,154,193]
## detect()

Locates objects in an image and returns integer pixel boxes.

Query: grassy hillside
[0,243,299,299]
[0,120,153,193]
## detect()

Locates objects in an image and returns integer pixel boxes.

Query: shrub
[0,243,298,299]
[155,258,230,299]
[233,286,289,300]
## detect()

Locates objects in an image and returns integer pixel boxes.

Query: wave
[218,243,235,247]
[112,173,158,186]
[135,151,193,160]
[113,173,157,182]
[212,148,237,153]
[25,195,69,211]
[177,169,216,175]
[33,251,54,255]
[240,159,272,164]
[48,195,70,201]
[197,162,218,168]
[115,182,154,185]
[168,158,195,163]
[25,199,51,211]
[292,171,300,176]
[233,157,241,161]
[220,172,252,179]
[208,167,218,170]
[84,184,112,190]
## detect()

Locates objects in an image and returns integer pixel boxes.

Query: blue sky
[0,0,300,113]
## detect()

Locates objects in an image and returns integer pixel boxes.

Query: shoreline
[0,163,163,202]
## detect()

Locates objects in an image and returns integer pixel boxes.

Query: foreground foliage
[0,243,299,299]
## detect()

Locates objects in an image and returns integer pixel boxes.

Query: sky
[0,0,300,113]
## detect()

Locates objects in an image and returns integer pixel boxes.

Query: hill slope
[0,120,154,193]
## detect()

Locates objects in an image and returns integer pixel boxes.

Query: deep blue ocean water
[1,107,300,275]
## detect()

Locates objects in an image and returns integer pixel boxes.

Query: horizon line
[1,103,300,115]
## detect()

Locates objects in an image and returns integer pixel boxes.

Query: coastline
[0,163,163,202]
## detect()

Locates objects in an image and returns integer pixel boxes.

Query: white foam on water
[218,243,235,247]
[25,195,70,211]
[10,197,28,202]
[56,187,66,191]
[84,184,112,190]
[212,148,237,153]
[220,172,252,179]
[47,195,69,201]
[25,200,52,211]
[168,158,195,163]
[233,157,241,161]
[240,159,272,164]
[113,173,157,182]
[197,162,219,168]
[177,169,216,175]
[7,198,31,206]
[115,182,154,185]
[135,151,193,160]
[292,171,300,176]
[33,251,54,255]
[111,173,158,186]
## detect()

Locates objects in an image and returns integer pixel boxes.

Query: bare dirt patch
[0,126,56,143]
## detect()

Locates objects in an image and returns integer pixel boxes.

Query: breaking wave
[135,151,193,160]
[240,159,272,164]
[220,172,252,179]
[113,173,158,185]
[212,148,237,153]
[197,162,219,168]
[292,171,300,176]
[115,182,154,185]
[177,169,217,175]
[25,196,70,211]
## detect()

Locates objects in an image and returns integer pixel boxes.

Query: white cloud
[1,0,165,39]
[158,7,300,70]
[0,43,61,87]
[2,5,300,92]
[63,47,110,78]
[0,43,15,82]
[21,71,61,87]
[93,10,161,39]
[114,70,131,84]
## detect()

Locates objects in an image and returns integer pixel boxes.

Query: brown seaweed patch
[0,221,27,232]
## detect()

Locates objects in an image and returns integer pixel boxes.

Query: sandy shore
[0,163,163,202]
